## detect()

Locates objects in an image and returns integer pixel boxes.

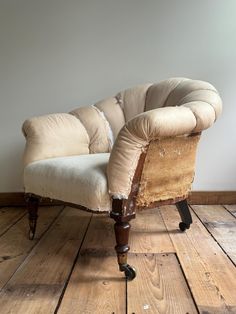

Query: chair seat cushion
[24,153,111,212]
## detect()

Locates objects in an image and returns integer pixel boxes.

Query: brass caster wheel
[120,264,137,281]
[28,229,35,240]
[179,222,190,232]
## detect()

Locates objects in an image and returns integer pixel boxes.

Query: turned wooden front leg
[114,219,131,270]
[111,213,136,280]
[110,198,136,280]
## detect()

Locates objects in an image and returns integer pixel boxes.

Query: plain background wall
[0,0,235,192]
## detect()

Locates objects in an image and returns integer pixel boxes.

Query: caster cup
[120,264,137,281]
[179,222,190,232]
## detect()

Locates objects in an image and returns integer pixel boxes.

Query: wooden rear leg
[176,199,192,232]
[25,194,39,240]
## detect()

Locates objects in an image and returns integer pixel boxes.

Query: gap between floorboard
[54,214,93,314]
[190,205,236,267]
[0,205,64,291]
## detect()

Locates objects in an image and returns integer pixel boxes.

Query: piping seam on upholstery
[175,88,220,107]
[144,83,153,111]
[163,78,189,107]
[69,112,90,144]
[92,105,114,150]
[115,92,126,122]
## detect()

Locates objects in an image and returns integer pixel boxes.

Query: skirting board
[188,191,236,205]
[0,191,236,207]
[0,193,62,207]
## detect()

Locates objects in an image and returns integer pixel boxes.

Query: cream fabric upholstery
[24,153,111,211]
[95,97,125,139]
[22,78,222,210]
[22,113,89,166]
[108,78,222,198]
[70,105,113,153]
[107,106,198,198]
[116,84,152,121]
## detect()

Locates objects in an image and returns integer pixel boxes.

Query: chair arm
[107,100,221,199]
[22,113,89,166]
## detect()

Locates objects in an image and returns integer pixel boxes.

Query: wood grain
[1,203,236,313]
[127,253,197,314]
[130,208,174,254]
[161,205,236,313]
[58,250,125,314]
[82,208,175,254]
[0,206,63,289]
[0,207,91,313]
[81,214,115,250]
[0,207,26,237]
[188,191,236,205]
[58,214,126,314]
[192,205,236,264]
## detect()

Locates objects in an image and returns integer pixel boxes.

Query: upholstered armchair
[22,78,222,280]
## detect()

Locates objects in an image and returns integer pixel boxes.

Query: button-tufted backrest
[74,77,221,151]
[22,78,222,166]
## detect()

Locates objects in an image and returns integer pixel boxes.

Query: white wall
[0,0,235,192]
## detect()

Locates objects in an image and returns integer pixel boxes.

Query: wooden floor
[0,204,236,313]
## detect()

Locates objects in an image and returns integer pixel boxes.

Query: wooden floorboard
[130,208,175,254]
[161,205,236,314]
[224,205,236,218]
[192,205,236,264]
[0,204,236,313]
[80,208,175,254]
[127,253,197,314]
[57,250,126,314]
[57,214,126,314]
[0,206,63,290]
[0,207,91,313]
[0,207,26,237]
[77,213,115,251]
